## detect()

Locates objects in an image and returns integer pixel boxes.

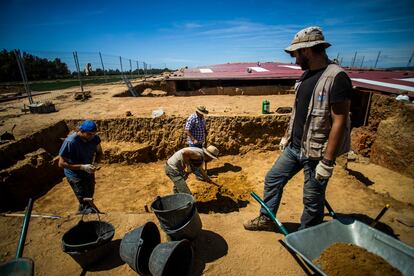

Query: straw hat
[284,26,331,53]
[203,145,219,159]
[196,106,209,115]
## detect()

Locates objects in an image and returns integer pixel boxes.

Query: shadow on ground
[207,162,242,175]
[346,168,375,186]
[190,229,228,276]
[80,239,124,274]
[196,194,249,214]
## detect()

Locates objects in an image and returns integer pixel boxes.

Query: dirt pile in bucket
[315,243,402,276]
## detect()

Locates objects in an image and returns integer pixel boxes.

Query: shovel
[0,198,35,276]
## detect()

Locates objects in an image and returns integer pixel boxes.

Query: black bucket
[149,239,193,276]
[62,217,115,269]
[119,221,161,275]
[151,194,195,231]
[164,207,202,241]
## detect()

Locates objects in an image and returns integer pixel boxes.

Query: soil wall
[66,115,290,160]
[0,120,68,169]
[370,105,414,178]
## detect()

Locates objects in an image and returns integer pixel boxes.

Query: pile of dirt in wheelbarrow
[315,242,402,276]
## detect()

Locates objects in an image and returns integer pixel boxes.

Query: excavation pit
[0,116,288,213]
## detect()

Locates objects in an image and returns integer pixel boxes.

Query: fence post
[73,51,84,93]
[136,61,140,77]
[14,50,33,104]
[99,52,107,82]
[351,51,357,68]
[374,51,381,69]
[129,59,132,77]
[119,56,124,76]
[407,50,414,67]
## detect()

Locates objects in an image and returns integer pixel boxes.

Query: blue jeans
[189,143,203,148]
[189,143,204,179]
[260,144,329,229]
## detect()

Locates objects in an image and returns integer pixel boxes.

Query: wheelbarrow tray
[284,219,414,276]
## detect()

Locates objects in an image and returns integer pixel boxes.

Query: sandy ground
[1,81,413,275]
[0,80,295,139]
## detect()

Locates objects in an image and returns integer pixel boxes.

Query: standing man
[58,119,103,214]
[185,106,208,148]
[185,106,209,180]
[165,145,219,194]
[244,26,352,231]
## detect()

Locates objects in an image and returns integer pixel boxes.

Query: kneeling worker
[165,145,219,194]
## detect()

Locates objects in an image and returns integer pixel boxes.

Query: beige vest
[285,63,351,159]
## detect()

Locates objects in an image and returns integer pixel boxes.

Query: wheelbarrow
[251,192,414,276]
[0,198,35,276]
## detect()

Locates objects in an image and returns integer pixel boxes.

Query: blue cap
[79,120,97,132]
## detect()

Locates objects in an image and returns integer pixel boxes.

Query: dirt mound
[141,88,167,97]
[315,243,402,276]
[191,171,252,213]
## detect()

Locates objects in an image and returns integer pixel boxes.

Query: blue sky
[1,0,413,69]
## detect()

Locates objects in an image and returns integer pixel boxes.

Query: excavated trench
[0,115,289,212]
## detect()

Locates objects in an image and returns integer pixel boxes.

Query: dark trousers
[261,144,329,229]
[67,174,95,211]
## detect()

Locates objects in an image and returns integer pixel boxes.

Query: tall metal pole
[407,50,414,67]
[136,61,140,76]
[374,51,381,69]
[99,52,107,82]
[129,59,132,77]
[351,51,357,68]
[340,57,343,66]
[119,56,124,76]
[73,51,84,93]
[360,56,365,68]
[14,50,33,104]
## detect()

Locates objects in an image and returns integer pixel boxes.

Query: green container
[262,100,270,114]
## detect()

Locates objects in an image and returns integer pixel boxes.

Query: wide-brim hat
[284,26,331,53]
[196,106,209,115]
[203,145,219,159]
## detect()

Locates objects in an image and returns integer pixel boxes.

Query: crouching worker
[58,119,103,214]
[165,145,219,194]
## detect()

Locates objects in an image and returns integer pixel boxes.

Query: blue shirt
[59,132,101,179]
[185,113,206,145]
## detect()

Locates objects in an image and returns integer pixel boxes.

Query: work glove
[80,164,96,174]
[315,161,334,181]
[279,137,288,152]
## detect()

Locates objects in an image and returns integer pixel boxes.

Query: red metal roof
[169,62,414,97]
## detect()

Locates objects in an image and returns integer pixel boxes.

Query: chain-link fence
[0,49,172,111]
[331,49,414,69]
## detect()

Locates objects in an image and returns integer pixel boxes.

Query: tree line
[0,49,71,82]
[0,49,172,82]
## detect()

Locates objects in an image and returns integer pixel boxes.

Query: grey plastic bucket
[119,221,161,275]
[164,207,202,241]
[150,194,195,231]
[149,239,193,276]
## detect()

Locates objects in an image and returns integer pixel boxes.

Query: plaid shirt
[185,113,206,145]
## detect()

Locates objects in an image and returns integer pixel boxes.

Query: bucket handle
[154,196,193,212]
[79,207,108,243]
